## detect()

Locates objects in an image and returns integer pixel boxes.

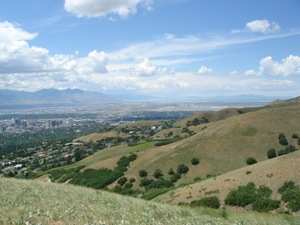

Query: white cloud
[134,58,157,76]
[246,55,300,76]
[76,50,108,74]
[64,0,153,19]
[245,20,280,33]
[244,70,257,76]
[0,21,109,90]
[0,21,37,42]
[133,58,168,76]
[198,66,212,75]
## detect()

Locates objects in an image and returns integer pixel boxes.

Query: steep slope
[0,178,299,225]
[154,151,300,207]
[121,103,300,185]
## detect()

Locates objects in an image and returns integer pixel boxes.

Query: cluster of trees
[186,117,209,127]
[0,123,103,155]
[267,133,299,159]
[278,181,300,212]
[225,182,280,212]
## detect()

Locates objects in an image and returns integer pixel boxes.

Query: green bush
[278,133,288,146]
[292,133,299,139]
[139,178,154,187]
[246,157,257,165]
[139,169,148,177]
[278,149,288,156]
[70,168,123,189]
[279,181,300,212]
[252,198,280,212]
[281,188,300,212]
[168,168,175,175]
[170,173,181,183]
[153,169,163,178]
[285,145,297,153]
[129,177,136,183]
[225,182,256,207]
[117,177,128,186]
[257,185,272,198]
[177,164,189,174]
[267,148,277,159]
[278,181,296,194]
[190,196,220,209]
[124,182,133,189]
[147,178,174,189]
[191,157,200,165]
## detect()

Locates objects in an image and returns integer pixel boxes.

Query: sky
[0,0,300,100]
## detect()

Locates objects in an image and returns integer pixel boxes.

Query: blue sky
[0,0,300,100]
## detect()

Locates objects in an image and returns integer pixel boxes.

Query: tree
[177,164,189,174]
[139,169,148,177]
[278,133,288,146]
[168,168,175,175]
[153,169,163,178]
[246,157,257,165]
[191,157,200,165]
[117,177,128,186]
[267,148,277,159]
[190,196,220,209]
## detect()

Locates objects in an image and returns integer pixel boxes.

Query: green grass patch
[242,127,257,136]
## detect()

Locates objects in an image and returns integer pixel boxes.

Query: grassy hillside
[154,150,300,207]
[34,101,300,212]
[1,178,299,225]
[121,103,300,186]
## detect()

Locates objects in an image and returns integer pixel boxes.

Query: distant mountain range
[0,89,120,107]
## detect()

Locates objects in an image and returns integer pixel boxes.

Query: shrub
[281,188,300,212]
[278,181,296,194]
[278,133,288,146]
[147,178,174,189]
[257,185,272,198]
[298,138,300,145]
[153,169,163,178]
[285,145,297,153]
[225,182,256,207]
[129,177,136,183]
[124,182,133,189]
[246,157,257,165]
[191,157,200,165]
[252,198,280,212]
[117,177,128,186]
[168,168,175,175]
[139,169,148,177]
[139,178,154,187]
[279,181,300,212]
[177,164,189,174]
[170,173,181,183]
[190,196,220,209]
[292,133,299,139]
[267,148,277,159]
[278,149,288,156]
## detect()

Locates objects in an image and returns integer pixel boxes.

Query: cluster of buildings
[0,118,74,134]
[0,142,88,178]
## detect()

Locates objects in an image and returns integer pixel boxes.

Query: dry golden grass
[75,130,122,142]
[68,103,300,190]
[154,151,300,209]
[1,178,299,224]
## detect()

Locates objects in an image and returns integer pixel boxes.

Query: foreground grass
[1,178,299,225]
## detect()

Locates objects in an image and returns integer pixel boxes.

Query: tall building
[67,118,74,127]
